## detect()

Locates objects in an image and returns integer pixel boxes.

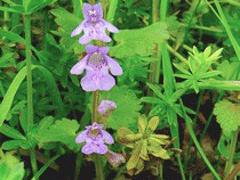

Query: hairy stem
[224,129,239,178]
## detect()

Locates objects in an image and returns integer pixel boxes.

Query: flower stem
[92,91,104,180]
[92,91,99,122]
[224,129,239,178]
[24,14,37,177]
[148,0,160,84]
[30,149,38,178]
[94,155,104,180]
[24,14,33,132]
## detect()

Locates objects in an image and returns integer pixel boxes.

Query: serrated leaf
[214,100,240,137]
[110,22,169,58]
[101,86,142,130]
[0,153,25,180]
[36,118,80,150]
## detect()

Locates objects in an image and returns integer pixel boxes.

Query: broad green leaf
[110,22,169,58]
[36,118,80,150]
[214,99,240,137]
[101,86,142,130]
[0,153,25,180]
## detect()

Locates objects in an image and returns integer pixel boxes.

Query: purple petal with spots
[70,56,88,75]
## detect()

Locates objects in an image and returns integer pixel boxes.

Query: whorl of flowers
[72,3,122,156]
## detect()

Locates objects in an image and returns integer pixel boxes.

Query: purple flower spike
[70,45,123,92]
[71,3,119,44]
[98,100,117,115]
[76,122,114,155]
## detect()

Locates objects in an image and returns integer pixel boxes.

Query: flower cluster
[70,3,122,92]
[76,122,114,155]
[73,3,123,160]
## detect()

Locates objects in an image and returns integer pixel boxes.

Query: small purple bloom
[70,45,123,92]
[98,100,117,115]
[71,3,119,44]
[106,150,126,168]
[76,122,114,155]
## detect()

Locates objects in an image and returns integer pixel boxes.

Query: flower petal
[71,21,85,37]
[98,73,115,91]
[80,72,98,92]
[83,3,92,19]
[93,3,103,18]
[86,44,99,54]
[82,143,94,155]
[106,56,123,76]
[76,130,87,144]
[79,34,92,44]
[70,56,88,75]
[103,20,119,33]
[95,143,108,154]
[102,130,114,144]
[96,32,112,42]
[99,46,109,55]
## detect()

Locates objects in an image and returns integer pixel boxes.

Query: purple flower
[76,122,114,155]
[71,3,119,44]
[70,45,123,92]
[106,150,126,168]
[98,100,117,115]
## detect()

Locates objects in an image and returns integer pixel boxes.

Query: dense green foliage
[0,0,240,179]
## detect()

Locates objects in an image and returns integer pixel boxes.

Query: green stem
[30,150,38,178]
[200,92,224,141]
[224,129,239,178]
[179,99,221,180]
[31,153,61,180]
[74,153,83,180]
[149,0,160,85]
[92,91,99,122]
[159,1,186,179]
[94,155,104,180]
[107,0,118,22]
[24,14,33,132]
[24,14,37,177]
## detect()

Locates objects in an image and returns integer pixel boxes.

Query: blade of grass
[179,99,221,180]
[206,0,240,61]
[159,0,186,179]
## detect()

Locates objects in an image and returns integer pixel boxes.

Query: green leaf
[0,153,25,180]
[0,67,28,126]
[36,118,80,150]
[0,65,65,127]
[101,86,142,130]
[51,7,82,51]
[0,29,25,44]
[214,99,240,137]
[25,0,57,14]
[0,124,25,140]
[2,140,28,150]
[110,22,169,58]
